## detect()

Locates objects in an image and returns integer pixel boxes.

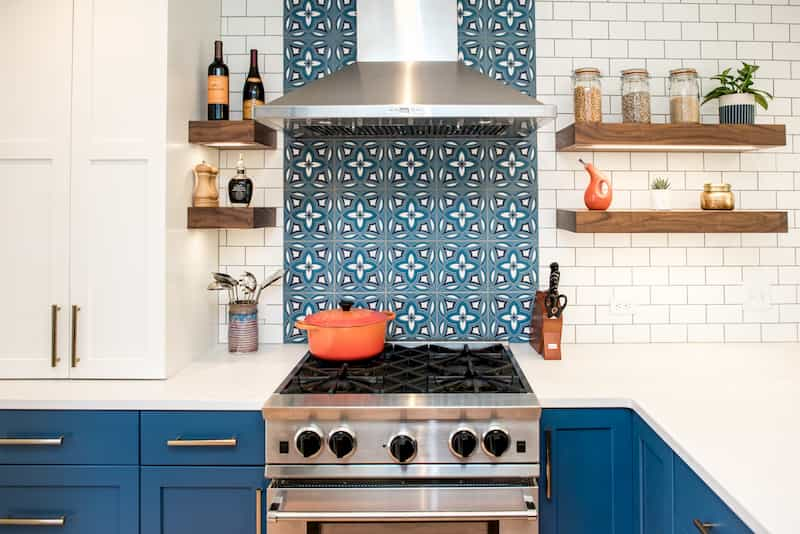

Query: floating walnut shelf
[188,120,277,149]
[187,207,277,229]
[556,123,786,152]
[557,209,788,234]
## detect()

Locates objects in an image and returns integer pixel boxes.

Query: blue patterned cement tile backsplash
[283,0,538,343]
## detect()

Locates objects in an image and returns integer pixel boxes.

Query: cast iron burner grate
[279,344,530,395]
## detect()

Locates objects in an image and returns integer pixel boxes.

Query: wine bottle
[242,49,265,120]
[207,40,229,120]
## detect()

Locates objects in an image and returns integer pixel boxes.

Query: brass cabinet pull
[255,488,262,534]
[0,437,64,446]
[70,305,80,367]
[166,438,238,447]
[693,519,716,533]
[51,305,61,367]
[544,430,552,500]
[0,516,65,526]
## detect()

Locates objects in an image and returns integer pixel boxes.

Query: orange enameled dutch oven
[295,300,396,361]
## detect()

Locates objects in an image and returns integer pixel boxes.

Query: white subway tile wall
[536,0,800,343]
[219,0,800,344]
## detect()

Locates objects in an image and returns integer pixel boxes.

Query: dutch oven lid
[303,300,390,328]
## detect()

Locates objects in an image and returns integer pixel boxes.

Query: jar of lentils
[621,69,651,123]
[669,68,700,124]
[573,67,602,123]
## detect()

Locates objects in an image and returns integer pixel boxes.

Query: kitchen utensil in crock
[213,272,240,301]
[255,269,285,303]
[295,300,396,361]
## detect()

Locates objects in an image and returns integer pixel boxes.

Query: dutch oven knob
[339,300,353,312]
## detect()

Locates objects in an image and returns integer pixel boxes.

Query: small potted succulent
[703,62,773,124]
[650,177,671,211]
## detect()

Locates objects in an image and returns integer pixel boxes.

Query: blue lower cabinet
[540,409,634,534]
[632,415,674,534]
[674,457,752,534]
[0,465,138,534]
[141,466,267,534]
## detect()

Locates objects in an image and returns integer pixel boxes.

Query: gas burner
[279,343,530,395]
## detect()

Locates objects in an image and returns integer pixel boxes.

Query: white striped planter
[718,93,755,124]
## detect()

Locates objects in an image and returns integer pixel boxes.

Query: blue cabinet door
[632,415,674,534]
[540,409,634,534]
[0,465,138,534]
[141,466,267,534]
[674,457,752,534]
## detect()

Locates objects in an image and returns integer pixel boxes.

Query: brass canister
[701,183,735,210]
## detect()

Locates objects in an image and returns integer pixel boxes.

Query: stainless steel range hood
[256,0,556,138]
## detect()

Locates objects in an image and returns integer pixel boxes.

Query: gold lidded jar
[669,68,700,124]
[701,182,735,210]
[621,69,651,124]
[573,67,602,123]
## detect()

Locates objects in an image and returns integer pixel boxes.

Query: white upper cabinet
[0,0,72,378]
[0,0,219,379]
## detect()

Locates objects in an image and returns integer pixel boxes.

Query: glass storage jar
[621,69,651,123]
[573,67,602,123]
[669,68,700,124]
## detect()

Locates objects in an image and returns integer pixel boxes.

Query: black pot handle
[339,299,354,312]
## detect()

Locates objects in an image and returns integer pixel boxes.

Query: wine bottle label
[208,75,229,105]
[243,99,265,120]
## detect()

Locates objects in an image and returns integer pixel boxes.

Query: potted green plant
[702,62,773,124]
[650,177,671,211]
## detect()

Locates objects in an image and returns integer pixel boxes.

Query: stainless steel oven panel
[266,463,540,480]
[266,419,539,464]
[266,479,538,534]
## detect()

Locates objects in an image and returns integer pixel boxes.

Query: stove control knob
[389,434,417,463]
[328,428,357,459]
[295,427,323,458]
[482,427,510,458]
[449,428,478,459]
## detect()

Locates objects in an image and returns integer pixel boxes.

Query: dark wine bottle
[207,40,229,120]
[242,49,265,120]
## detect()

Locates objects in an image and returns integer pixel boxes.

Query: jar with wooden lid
[573,68,602,123]
[701,183,735,210]
[621,69,651,123]
[669,68,700,124]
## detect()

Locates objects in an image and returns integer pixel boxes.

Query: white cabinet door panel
[70,0,166,378]
[0,0,72,378]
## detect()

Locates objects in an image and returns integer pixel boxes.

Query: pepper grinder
[228,153,254,207]
[192,161,219,207]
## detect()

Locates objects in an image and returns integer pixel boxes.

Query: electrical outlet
[609,295,635,316]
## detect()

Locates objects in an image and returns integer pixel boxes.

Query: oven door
[266,478,538,534]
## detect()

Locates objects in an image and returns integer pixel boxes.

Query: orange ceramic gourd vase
[580,158,612,210]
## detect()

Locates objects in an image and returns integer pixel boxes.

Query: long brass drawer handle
[51,305,61,367]
[693,519,717,533]
[166,438,238,447]
[0,516,65,526]
[256,488,262,534]
[544,430,552,500]
[0,437,64,446]
[70,305,80,367]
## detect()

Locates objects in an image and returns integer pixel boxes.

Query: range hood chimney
[256,0,556,138]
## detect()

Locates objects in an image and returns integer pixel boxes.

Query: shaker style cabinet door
[0,0,72,378]
[540,409,634,534]
[632,415,674,534]
[0,465,139,534]
[141,467,267,534]
[68,0,167,378]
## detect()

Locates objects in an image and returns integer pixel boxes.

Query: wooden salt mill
[192,161,219,207]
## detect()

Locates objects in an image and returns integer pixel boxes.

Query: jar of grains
[573,67,602,123]
[669,68,700,124]
[621,69,651,123]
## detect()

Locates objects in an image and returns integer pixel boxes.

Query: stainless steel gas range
[262,343,541,534]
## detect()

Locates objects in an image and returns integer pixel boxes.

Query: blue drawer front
[0,465,138,534]
[141,411,264,466]
[674,456,752,534]
[0,411,138,465]
[141,467,266,534]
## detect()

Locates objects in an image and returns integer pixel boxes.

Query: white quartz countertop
[0,342,798,533]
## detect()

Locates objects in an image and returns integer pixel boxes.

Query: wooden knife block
[530,291,563,360]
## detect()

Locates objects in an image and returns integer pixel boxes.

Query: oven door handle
[267,495,537,523]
